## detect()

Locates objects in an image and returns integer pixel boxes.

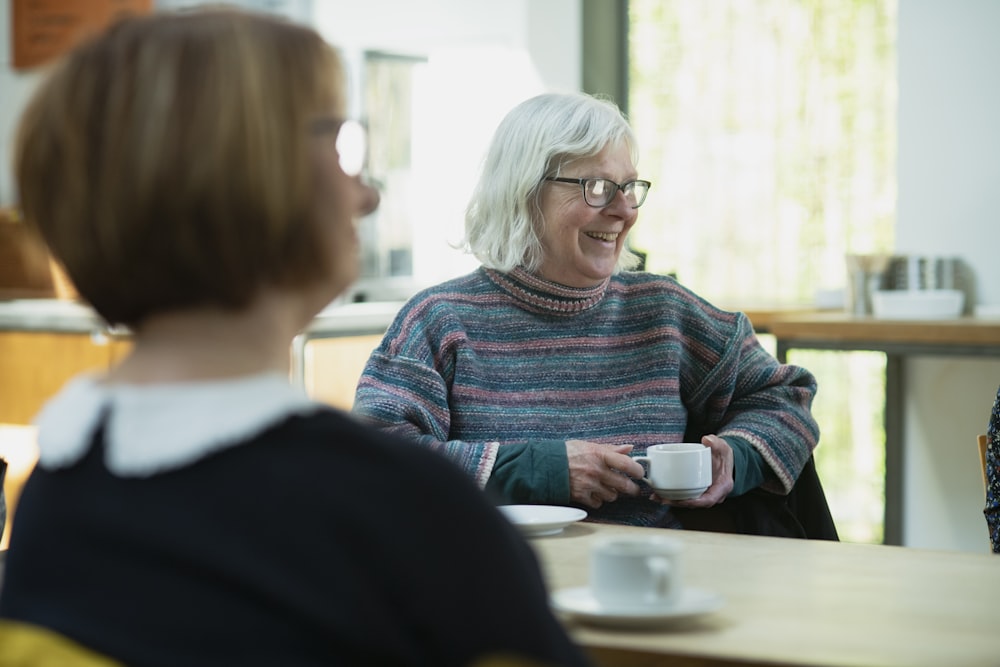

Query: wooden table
[757,313,1000,546]
[530,522,1000,667]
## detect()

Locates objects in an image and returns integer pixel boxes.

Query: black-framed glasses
[545,177,651,208]
[310,117,368,177]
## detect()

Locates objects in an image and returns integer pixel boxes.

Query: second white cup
[590,535,683,610]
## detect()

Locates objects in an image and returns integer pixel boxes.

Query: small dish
[498,504,587,537]
[652,486,708,500]
[550,585,724,628]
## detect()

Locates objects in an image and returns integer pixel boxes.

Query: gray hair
[462,92,642,274]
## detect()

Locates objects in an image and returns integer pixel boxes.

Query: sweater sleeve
[354,350,575,503]
[353,350,500,489]
[682,312,819,495]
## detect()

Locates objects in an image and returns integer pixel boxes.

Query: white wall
[903,360,995,552]
[897,0,1000,307]
[897,0,1000,552]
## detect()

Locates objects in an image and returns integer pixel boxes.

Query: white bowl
[871,289,964,320]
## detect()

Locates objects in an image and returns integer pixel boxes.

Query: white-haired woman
[354,92,827,536]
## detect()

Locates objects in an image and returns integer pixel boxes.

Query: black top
[0,409,589,666]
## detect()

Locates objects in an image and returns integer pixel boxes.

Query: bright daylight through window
[628,0,897,543]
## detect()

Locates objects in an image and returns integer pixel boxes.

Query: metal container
[875,255,972,316]
[845,254,892,315]
[886,256,960,291]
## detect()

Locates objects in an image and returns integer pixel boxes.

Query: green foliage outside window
[629,0,897,542]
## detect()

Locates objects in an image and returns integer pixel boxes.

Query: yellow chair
[978,434,989,490]
[0,619,121,667]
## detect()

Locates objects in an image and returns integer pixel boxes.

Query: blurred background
[2,0,998,552]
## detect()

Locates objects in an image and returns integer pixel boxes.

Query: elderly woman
[354,92,825,535]
[0,11,590,666]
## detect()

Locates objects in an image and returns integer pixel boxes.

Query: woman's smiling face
[536,142,639,288]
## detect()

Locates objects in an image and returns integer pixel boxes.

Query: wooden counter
[0,299,403,423]
[766,313,1000,351]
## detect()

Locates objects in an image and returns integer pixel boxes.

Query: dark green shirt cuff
[484,441,570,504]
[728,436,768,495]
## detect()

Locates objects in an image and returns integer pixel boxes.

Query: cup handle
[634,455,652,485]
[647,556,672,601]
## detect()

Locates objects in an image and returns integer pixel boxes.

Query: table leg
[883,354,904,545]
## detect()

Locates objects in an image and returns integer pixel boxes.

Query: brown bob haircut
[15,8,346,327]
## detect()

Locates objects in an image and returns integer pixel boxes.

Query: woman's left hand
[651,434,734,507]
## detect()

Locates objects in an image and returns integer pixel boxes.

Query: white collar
[34,372,325,477]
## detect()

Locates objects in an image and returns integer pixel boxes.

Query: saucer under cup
[635,443,711,500]
[551,585,725,627]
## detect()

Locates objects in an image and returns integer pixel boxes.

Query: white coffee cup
[634,443,712,500]
[590,535,683,610]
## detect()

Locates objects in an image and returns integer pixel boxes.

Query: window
[356,52,427,291]
[629,0,897,542]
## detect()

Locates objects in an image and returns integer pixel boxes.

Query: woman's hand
[653,434,734,508]
[565,440,646,509]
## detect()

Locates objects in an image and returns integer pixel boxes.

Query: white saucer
[652,486,709,500]
[550,586,724,628]
[498,505,587,537]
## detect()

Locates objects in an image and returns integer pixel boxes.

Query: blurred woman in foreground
[0,9,589,666]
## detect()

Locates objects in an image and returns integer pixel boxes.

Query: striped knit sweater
[354,267,819,527]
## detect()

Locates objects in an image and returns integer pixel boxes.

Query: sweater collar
[484,267,609,315]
